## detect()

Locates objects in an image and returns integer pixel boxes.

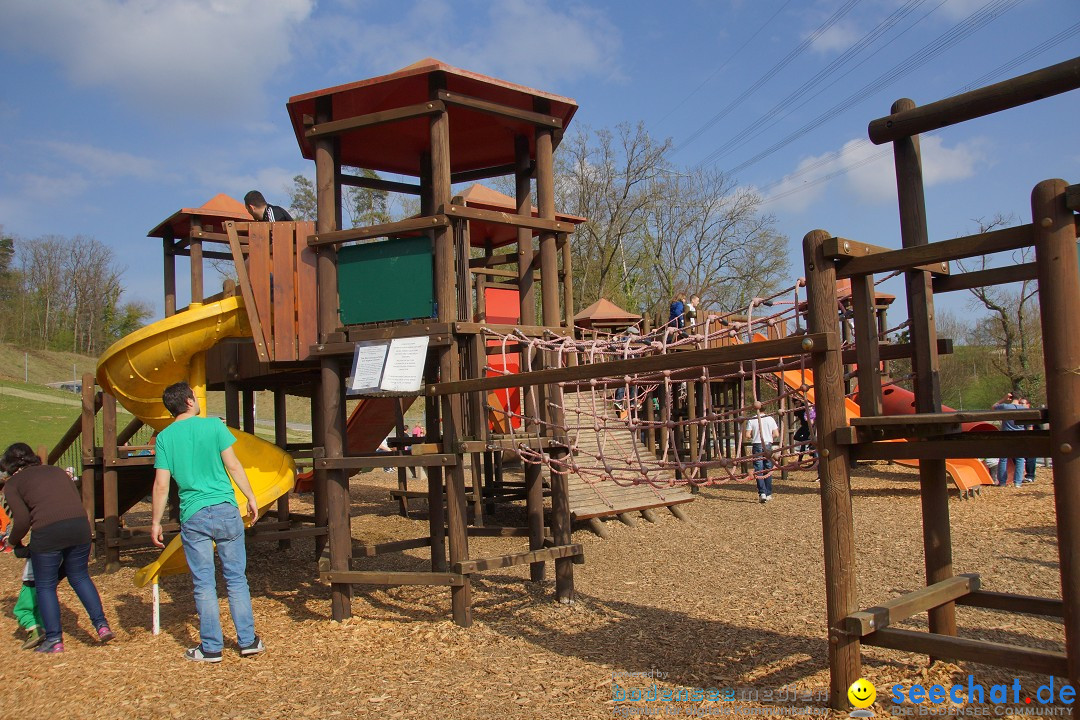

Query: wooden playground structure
[37,55,1080,711]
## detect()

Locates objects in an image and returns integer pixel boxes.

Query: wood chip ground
[1,463,1067,718]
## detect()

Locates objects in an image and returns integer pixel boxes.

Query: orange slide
[747,333,995,494]
[295,397,415,491]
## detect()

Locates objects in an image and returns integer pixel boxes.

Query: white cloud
[0,0,314,117]
[809,19,862,53]
[17,172,92,202]
[306,0,622,90]
[42,141,161,181]
[764,134,987,210]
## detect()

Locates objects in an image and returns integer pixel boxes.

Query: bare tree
[555,122,789,319]
[956,214,1042,396]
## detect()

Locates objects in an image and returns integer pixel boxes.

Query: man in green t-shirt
[151,381,265,662]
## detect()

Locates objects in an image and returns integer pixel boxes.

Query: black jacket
[261,204,293,222]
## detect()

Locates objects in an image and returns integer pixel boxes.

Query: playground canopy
[286,58,578,177]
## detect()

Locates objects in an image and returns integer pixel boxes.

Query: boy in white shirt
[745,411,779,503]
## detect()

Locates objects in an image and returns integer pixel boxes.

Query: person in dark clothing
[244,190,293,222]
[1,443,114,653]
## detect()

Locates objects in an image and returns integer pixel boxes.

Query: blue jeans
[997,459,1024,486]
[31,542,107,644]
[753,443,774,496]
[180,502,255,652]
[1024,457,1037,479]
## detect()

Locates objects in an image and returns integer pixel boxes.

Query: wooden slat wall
[295,221,318,360]
[248,224,273,360]
[272,223,297,360]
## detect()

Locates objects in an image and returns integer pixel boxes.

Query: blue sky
[1,0,1077,321]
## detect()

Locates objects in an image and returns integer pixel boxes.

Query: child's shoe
[96,625,115,643]
[21,626,43,650]
[35,638,64,653]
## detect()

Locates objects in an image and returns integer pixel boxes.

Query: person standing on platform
[668,293,686,334]
[150,382,265,662]
[244,190,293,222]
[745,410,779,503]
[992,392,1026,487]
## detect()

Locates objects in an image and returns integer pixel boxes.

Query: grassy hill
[0,342,315,455]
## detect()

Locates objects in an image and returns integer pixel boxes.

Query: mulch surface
[1,463,1067,718]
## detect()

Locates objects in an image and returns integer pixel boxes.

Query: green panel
[337,236,435,325]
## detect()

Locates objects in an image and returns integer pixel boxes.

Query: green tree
[344,168,390,228]
[288,174,317,220]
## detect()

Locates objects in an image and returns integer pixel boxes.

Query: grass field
[0,342,434,458]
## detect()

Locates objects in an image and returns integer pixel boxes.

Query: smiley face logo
[848,678,876,709]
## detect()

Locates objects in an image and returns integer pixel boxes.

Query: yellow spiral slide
[95,296,295,587]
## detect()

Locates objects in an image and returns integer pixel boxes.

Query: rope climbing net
[480,275,910,490]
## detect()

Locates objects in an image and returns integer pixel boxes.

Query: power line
[756,21,1080,206]
[673,0,861,154]
[718,0,1023,176]
[654,0,795,129]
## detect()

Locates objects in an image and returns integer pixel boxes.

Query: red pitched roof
[574,298,642,326]
[147,194,251,239]
[287,58,578,176]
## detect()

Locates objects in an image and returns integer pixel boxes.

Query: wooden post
[1032,178,1080,685]
[311,389,328,559]
[516,133,546,582]
[274,389,291,549]
[394,398,410,518]
[851,275,883,417]
[804,229,860,710]
[430,73,472,627]
[892,98,955,643]
[224,382,240,429]
[102,392,120,571]
[163,234,176,318]
[314,95,352,621]
[189,217,204,306]
[80,375,97,551]
[242,389,255,434]
[537,119,573,603]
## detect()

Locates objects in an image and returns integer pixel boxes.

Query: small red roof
[147,194,251,239]
[459,184,586,248]
[287,58,578,177]
[574,298,642,327]
[835,278,896,305]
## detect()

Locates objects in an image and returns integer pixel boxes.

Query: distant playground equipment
[35,55,1080,711]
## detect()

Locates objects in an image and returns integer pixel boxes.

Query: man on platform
[244,190,293,222]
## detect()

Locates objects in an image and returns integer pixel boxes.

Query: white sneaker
[759,493,767,503]
[765,495,772,502]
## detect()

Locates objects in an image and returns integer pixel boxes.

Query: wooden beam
[314,454,457,469]
[956,590,1063,617]
[469,251,530,268]
[454,543,583,574]
[339,172,421,196]
[437,89,562,129]
[305,100,445,140]
[442,203,575,234]
[224,222,271,362]
[933,262,1038,294]
[353,537,432,557]
[453,322,572,337]
[862,627,1068,677]
[835,223,1043,278]
[849,409,1044,426]
[451,163,520,185]
[321,570,465,586]
[868,57,1080,144]
[844,574,979,636]
[850,436,1052,461]
[428,332,835,396]
[308,215,449,247]
[825,236,950,275]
